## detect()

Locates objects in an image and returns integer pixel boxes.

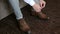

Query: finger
[37,8,41,12]
[40,3,42,7]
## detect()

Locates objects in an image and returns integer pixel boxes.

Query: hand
[40,0,46,9]
[32,4,42,12]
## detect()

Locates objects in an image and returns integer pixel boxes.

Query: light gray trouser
[9,0,23,20]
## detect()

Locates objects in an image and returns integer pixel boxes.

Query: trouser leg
[9,0,23,20]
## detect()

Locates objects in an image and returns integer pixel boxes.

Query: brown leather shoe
[18,19,30,32]
[36,12,49,19]
[31,8,49,20]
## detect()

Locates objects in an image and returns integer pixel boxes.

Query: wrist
[30,1,36,6]
[32,3,36,7]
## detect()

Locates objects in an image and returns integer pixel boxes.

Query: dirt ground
[0,0,60,34]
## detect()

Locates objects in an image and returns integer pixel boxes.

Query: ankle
[18,18,24,21]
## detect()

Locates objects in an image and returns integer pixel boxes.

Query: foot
[18,19,30,32]
[36,12,49,19]
[31,9,49,19]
